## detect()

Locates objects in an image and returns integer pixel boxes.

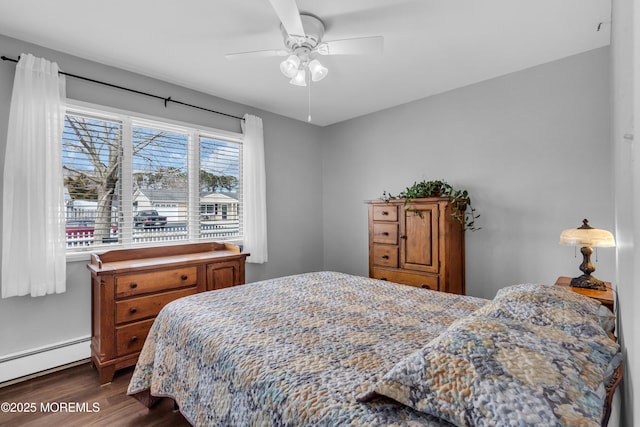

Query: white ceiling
[0,0,611,126]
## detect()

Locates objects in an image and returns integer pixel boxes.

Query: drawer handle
[421,284,431,289]
[130,336,138,343]
[129,308,137,314]
[381,255,389,260]
[381,211,389,216]
[379,277,388,281]
[181,274,188,281]
[382,232,389,236]
[130,283,138,289]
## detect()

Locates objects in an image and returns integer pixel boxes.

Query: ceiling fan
[225,0,384,86]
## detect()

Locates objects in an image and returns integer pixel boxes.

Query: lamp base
[570,274,606,291]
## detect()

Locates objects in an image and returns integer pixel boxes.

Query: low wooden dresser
[88,242,249,384]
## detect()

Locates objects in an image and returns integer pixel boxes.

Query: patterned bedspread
[127,271,487,426]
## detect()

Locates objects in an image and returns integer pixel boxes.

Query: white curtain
[2,54,67,298]
[241,114,268,263]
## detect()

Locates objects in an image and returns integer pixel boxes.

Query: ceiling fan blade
[225,49,289,61]
[315,36,384,56]
[268,0,305,37]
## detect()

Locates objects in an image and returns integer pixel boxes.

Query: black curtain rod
[1,55,244,122]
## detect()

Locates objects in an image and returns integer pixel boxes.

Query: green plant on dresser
[382,179,480,231]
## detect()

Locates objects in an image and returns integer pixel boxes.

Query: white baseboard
[0,336,91,385]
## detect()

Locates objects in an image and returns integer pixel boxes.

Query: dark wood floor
[0,363,190,426]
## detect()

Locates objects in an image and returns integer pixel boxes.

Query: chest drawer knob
[382,232,389,236]
[421,284,431,289]
[181,274,188,281]
[129,307,137,314]
[130,336,138,343]
[130,283,138,289]
[381,255,390,260]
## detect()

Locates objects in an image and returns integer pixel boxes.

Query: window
[62,104,243,251]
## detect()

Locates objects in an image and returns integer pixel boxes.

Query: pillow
[494,283,601,317]
[597,304,616,335]
[357,303,621,427]
[487,284,618,388]
[490,283,604,333]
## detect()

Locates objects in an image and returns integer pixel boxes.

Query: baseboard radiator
[0,336,91,386]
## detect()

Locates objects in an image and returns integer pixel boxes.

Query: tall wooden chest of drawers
[368,198,465,294]
[87,242,249,384]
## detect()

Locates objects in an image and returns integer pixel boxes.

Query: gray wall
[611,0,638,423]
[321,47,614,300]
[0,34,324,355]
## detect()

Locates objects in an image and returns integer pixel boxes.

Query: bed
[127,271,622,426]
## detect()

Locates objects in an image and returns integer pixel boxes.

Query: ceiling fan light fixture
[280,55,300,78]
[289,68,307,86]
[308,59,328,82]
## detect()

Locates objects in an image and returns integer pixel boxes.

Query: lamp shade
[559,219,615,248]
[280,55,300,78]
[289,68,307,86]
[308,59,328,82]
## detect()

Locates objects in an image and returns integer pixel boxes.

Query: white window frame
[65,100,244,261]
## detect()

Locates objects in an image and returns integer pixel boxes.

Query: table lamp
[559,219,615,290]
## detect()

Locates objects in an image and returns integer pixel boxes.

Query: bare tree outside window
[64,114,124,246]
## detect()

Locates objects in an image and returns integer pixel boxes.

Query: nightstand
[554,276,614,312]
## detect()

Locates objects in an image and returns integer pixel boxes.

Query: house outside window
[62,102,243,251]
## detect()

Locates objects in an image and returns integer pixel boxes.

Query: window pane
[200,137,241,240]
[63,113,122,249]
[64,104,244,252]
[132,126,189,243]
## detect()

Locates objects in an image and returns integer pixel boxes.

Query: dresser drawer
[372,205,398,221]
[116,266,197,298]
[115,318,155,356]
[115,287,197,324]
[371,268,439,291]
[372,245,398,268]
[372,223,398,244]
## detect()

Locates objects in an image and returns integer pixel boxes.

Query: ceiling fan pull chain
[307,73,312,122]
